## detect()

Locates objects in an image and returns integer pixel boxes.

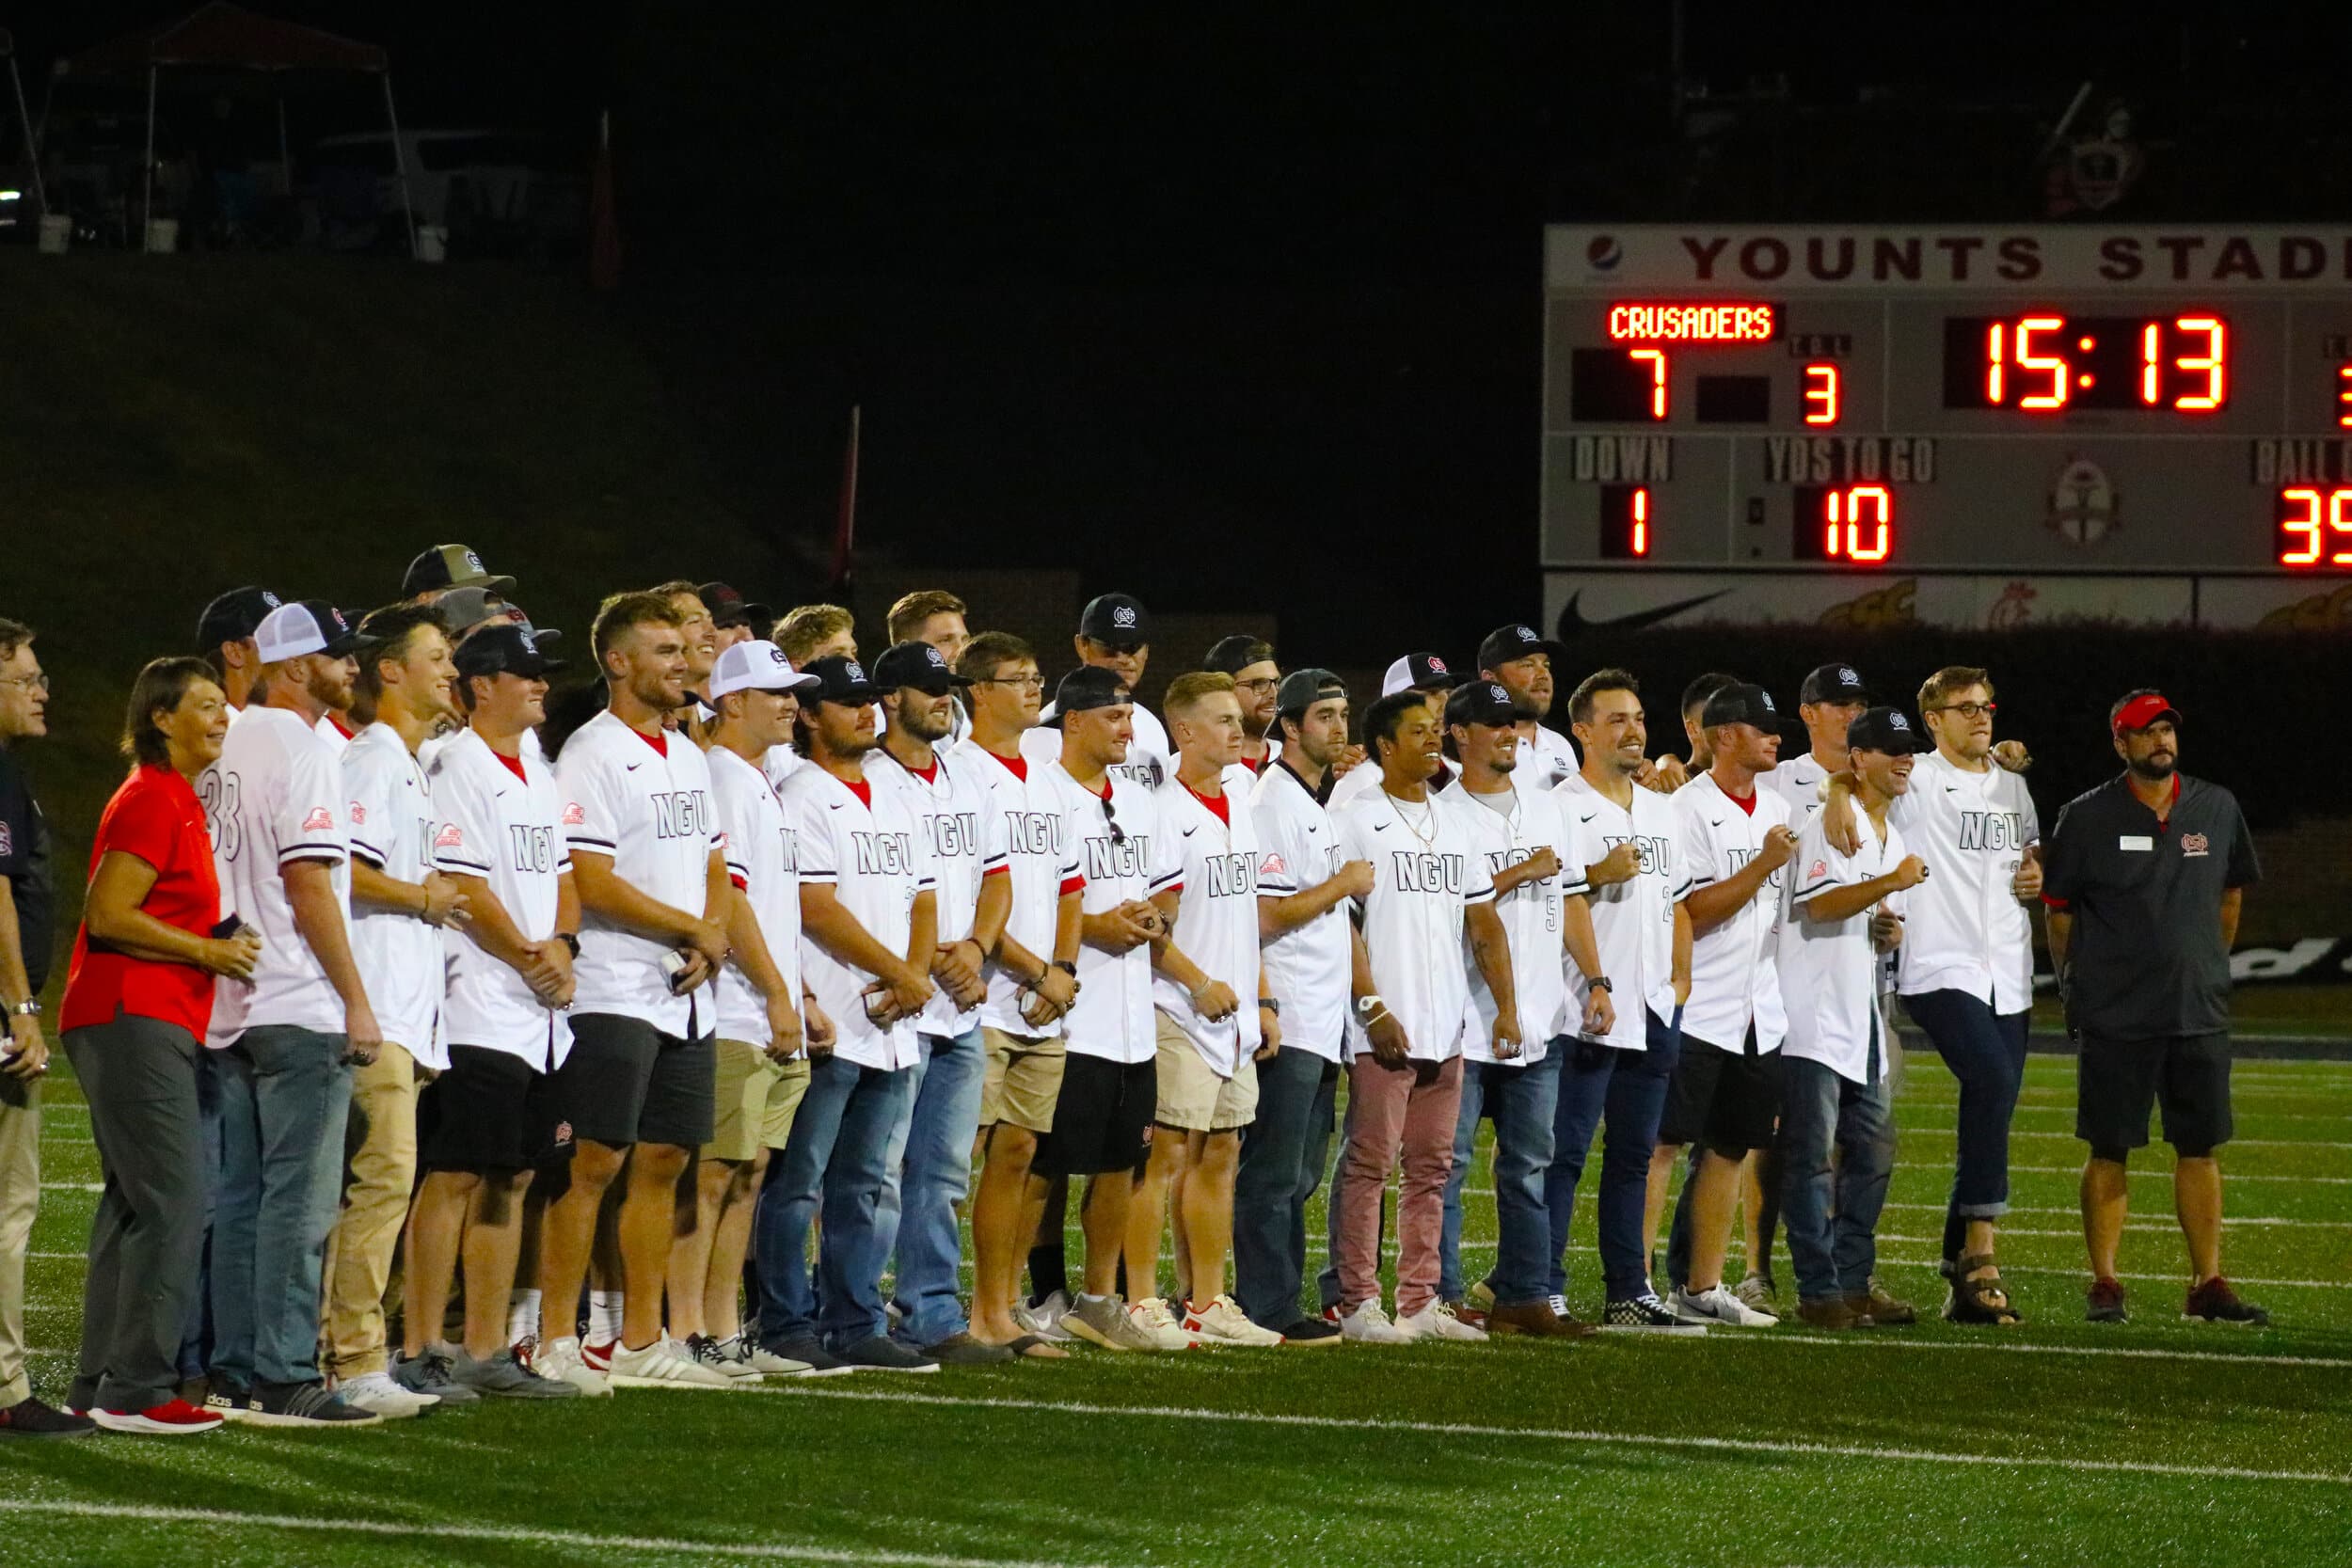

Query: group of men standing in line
[0,546,2269,1440]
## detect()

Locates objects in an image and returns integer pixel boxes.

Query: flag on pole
[829,404,861,597]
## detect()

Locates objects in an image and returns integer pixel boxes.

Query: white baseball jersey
[1023,701,1173,792]
[761,742,804,795]
[1333,786,1496,1064]
[1039,761,1179,1064]
[1329,754,1455,811]
[315,713,358,755]
[1518,722,1581,794]
[1251,761,1353,1061]
[430,728,574,1069]
[342,721,442,1063]
[1450,781,1589,1064]
[1674,770,1791,1053]
[868,742,1004,1038]
[1779,795,1907,1084]
[1892,749,2041,1013]
[557,709,723,1036]
[199,705,351,1045]
[1763,751,1832,827]
[1152,767,1263,1078]
[709,745,803,1048]
[1556,772,1687,1050]
[953,740,1080,1039]
[781,762,936,1071]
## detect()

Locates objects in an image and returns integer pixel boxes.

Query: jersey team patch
[2181,832,2210,857]
[435,823,465,848]
[1258,851,1287,876]
[1809,858,1827,879]
[348,801,368,826]
[562,801,586,827]
[300,807,335,832]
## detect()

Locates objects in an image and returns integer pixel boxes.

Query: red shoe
[581,1338,616,1372]
[91,1398,224,1436]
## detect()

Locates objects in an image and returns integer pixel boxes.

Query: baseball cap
[1077,593,1152,650]
[255,600,373,662]
[1846,705,1931,755]
[197,586,282,652]
[2111,690,2183,735]
[402,543,515,599]
[1799,662,1872,705]
[439,587,565,650]
[698,581,772,629]
[872,641,974,695]
[1700,682,1781,730]
[1444,680,1518,729]
[1475,623,1565,673]
[1202,633,1273,674]
[708,639,818,700]
[453,622,564,680]
[1380,652,1462,696]
[1046,665,1131,725]
[1275,667,1345,717]
[802,655,884,705]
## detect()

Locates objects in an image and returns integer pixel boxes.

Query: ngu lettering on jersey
[1390,850,1465,895]
[651,789,714,841]
[508,823,558,873]
[1003,810,1063,857]
[1083,832,1151,880]
[1956,810,2026,852]
[1600,832,1673,876]
[852,831,916,876]
[1200,851,1257,897]
[923,811,984,860]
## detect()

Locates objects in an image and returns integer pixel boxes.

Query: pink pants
[1333,1053,1464,1317]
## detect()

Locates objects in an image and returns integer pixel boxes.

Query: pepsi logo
[1586,234,1623,271]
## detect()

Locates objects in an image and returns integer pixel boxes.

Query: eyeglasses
[975,673,1045,689]
[0,672,48,694]
[1931,701,1997,720]
[1101,793,1126,845]
[1233,676,1279,695]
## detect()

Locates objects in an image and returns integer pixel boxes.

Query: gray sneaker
[1016,1289,1078,1343]
[1062,1292,1163,1353]
[764,1332,856,1376]
[835,1336,939,1373]
[391,1349,481,1406]
[451,1346,580,1400]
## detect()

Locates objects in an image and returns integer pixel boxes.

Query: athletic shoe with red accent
[2184,1276,2269,1326]
[581,1338,616,1372]
[2085,1276,2129,1323]
[90,1398,224,1436]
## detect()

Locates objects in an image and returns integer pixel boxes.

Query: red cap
[2110,691,2182,735]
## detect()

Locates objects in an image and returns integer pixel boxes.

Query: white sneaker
[531,1335,612,1397]
[607,1335,737,1388]
[1671,1283,1781,1328]
[1128,1296,1202,1351]
[1183,1293,1284,1347]
[334,1370,438,1419]
[1401,1301,1489,1342]
[723,1335,817,1378]
[1016,1290,1077,1343]
[1339,1300,1413,1344]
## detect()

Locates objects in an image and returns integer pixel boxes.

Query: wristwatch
[7,999,40,1019]
[557,932,581,958]
[1258,997,1280,1016]
[1354,994,1385,1018]
[1052,959,1078,976]
[1587,977,1613,993]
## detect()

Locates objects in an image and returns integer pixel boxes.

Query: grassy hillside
[0,250,785,976]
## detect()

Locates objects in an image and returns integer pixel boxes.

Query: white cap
[254,601,360,663]
[708,640,821,701]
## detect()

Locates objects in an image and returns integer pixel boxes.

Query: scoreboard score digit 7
[1542,226,2352,592]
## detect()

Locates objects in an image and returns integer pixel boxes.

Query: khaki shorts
[705,1038,811,1162]
[980,1026,1066,1134]
[1153,1011,1259,1132]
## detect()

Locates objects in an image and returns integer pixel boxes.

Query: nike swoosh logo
[625,760,644,771]
[1709,818,1724,827]
[1182,825,1199,837]
[1555,587,1735,640]
[827,801,845,811]
[1373,822,1391,832]
[1945,785,1962,794]
[1578,813,1597,823]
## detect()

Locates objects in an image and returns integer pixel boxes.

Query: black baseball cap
[1275,667,1345,717]
[1847,705,1932,755]
[1476,622,1566,673]
[1444,679,1518,729]
[197,586,282,653]
[1380,652,1463,696]
[698,581,772,629]
[1202,633,1274,674]
[1077,593,1152,650]
[1799,662,1872,705]
[872,640,974,695]
[803,654,884,705]
[1046,665,1131,725]
[454,622,564,680]
[1701,682,1781,730]
[403,543,515,599]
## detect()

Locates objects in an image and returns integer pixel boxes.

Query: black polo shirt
[2042,771,2258,1040]
[0,745,54,994]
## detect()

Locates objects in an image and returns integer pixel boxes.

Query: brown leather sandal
[1944,1252,2022,1325]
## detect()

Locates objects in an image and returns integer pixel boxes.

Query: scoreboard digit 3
[1541,226,2352,629]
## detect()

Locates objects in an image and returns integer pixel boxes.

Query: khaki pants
[0,1072,37,1406]
[321,1041,420,1379]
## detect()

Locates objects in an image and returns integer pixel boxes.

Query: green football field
[5,1047,2349,1568]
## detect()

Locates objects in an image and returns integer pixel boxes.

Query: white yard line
[734,1384,2352,1486]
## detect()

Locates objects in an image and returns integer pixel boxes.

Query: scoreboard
[1541,226,2352,629]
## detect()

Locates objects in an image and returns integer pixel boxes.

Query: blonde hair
[774,604,855,665]
[886,590,966,644]
[1163,670,1236,719]
[1917,665,1993,712]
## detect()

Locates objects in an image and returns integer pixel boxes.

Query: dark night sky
[13,3,2352,656]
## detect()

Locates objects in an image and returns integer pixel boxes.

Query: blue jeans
[208,1026,352,1387]
[1901,989,2028,1264]
[757,1054,919,1353]
[881,1027,988,1346]
[1779,1049,1896,1304]
[1234,1047,1339,1330]
[1441,1050,1562,1306]
[1547,1009,1679,1301]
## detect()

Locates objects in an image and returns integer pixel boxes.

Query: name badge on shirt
[2118,834,2153,852]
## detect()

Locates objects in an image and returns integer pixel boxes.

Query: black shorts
[1657,1028,1782,1159]
[421,1044,561,1174]
[556,1013,716,1149]
[1033,1053,1156,1179]
[2076,1033,2233,1156]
